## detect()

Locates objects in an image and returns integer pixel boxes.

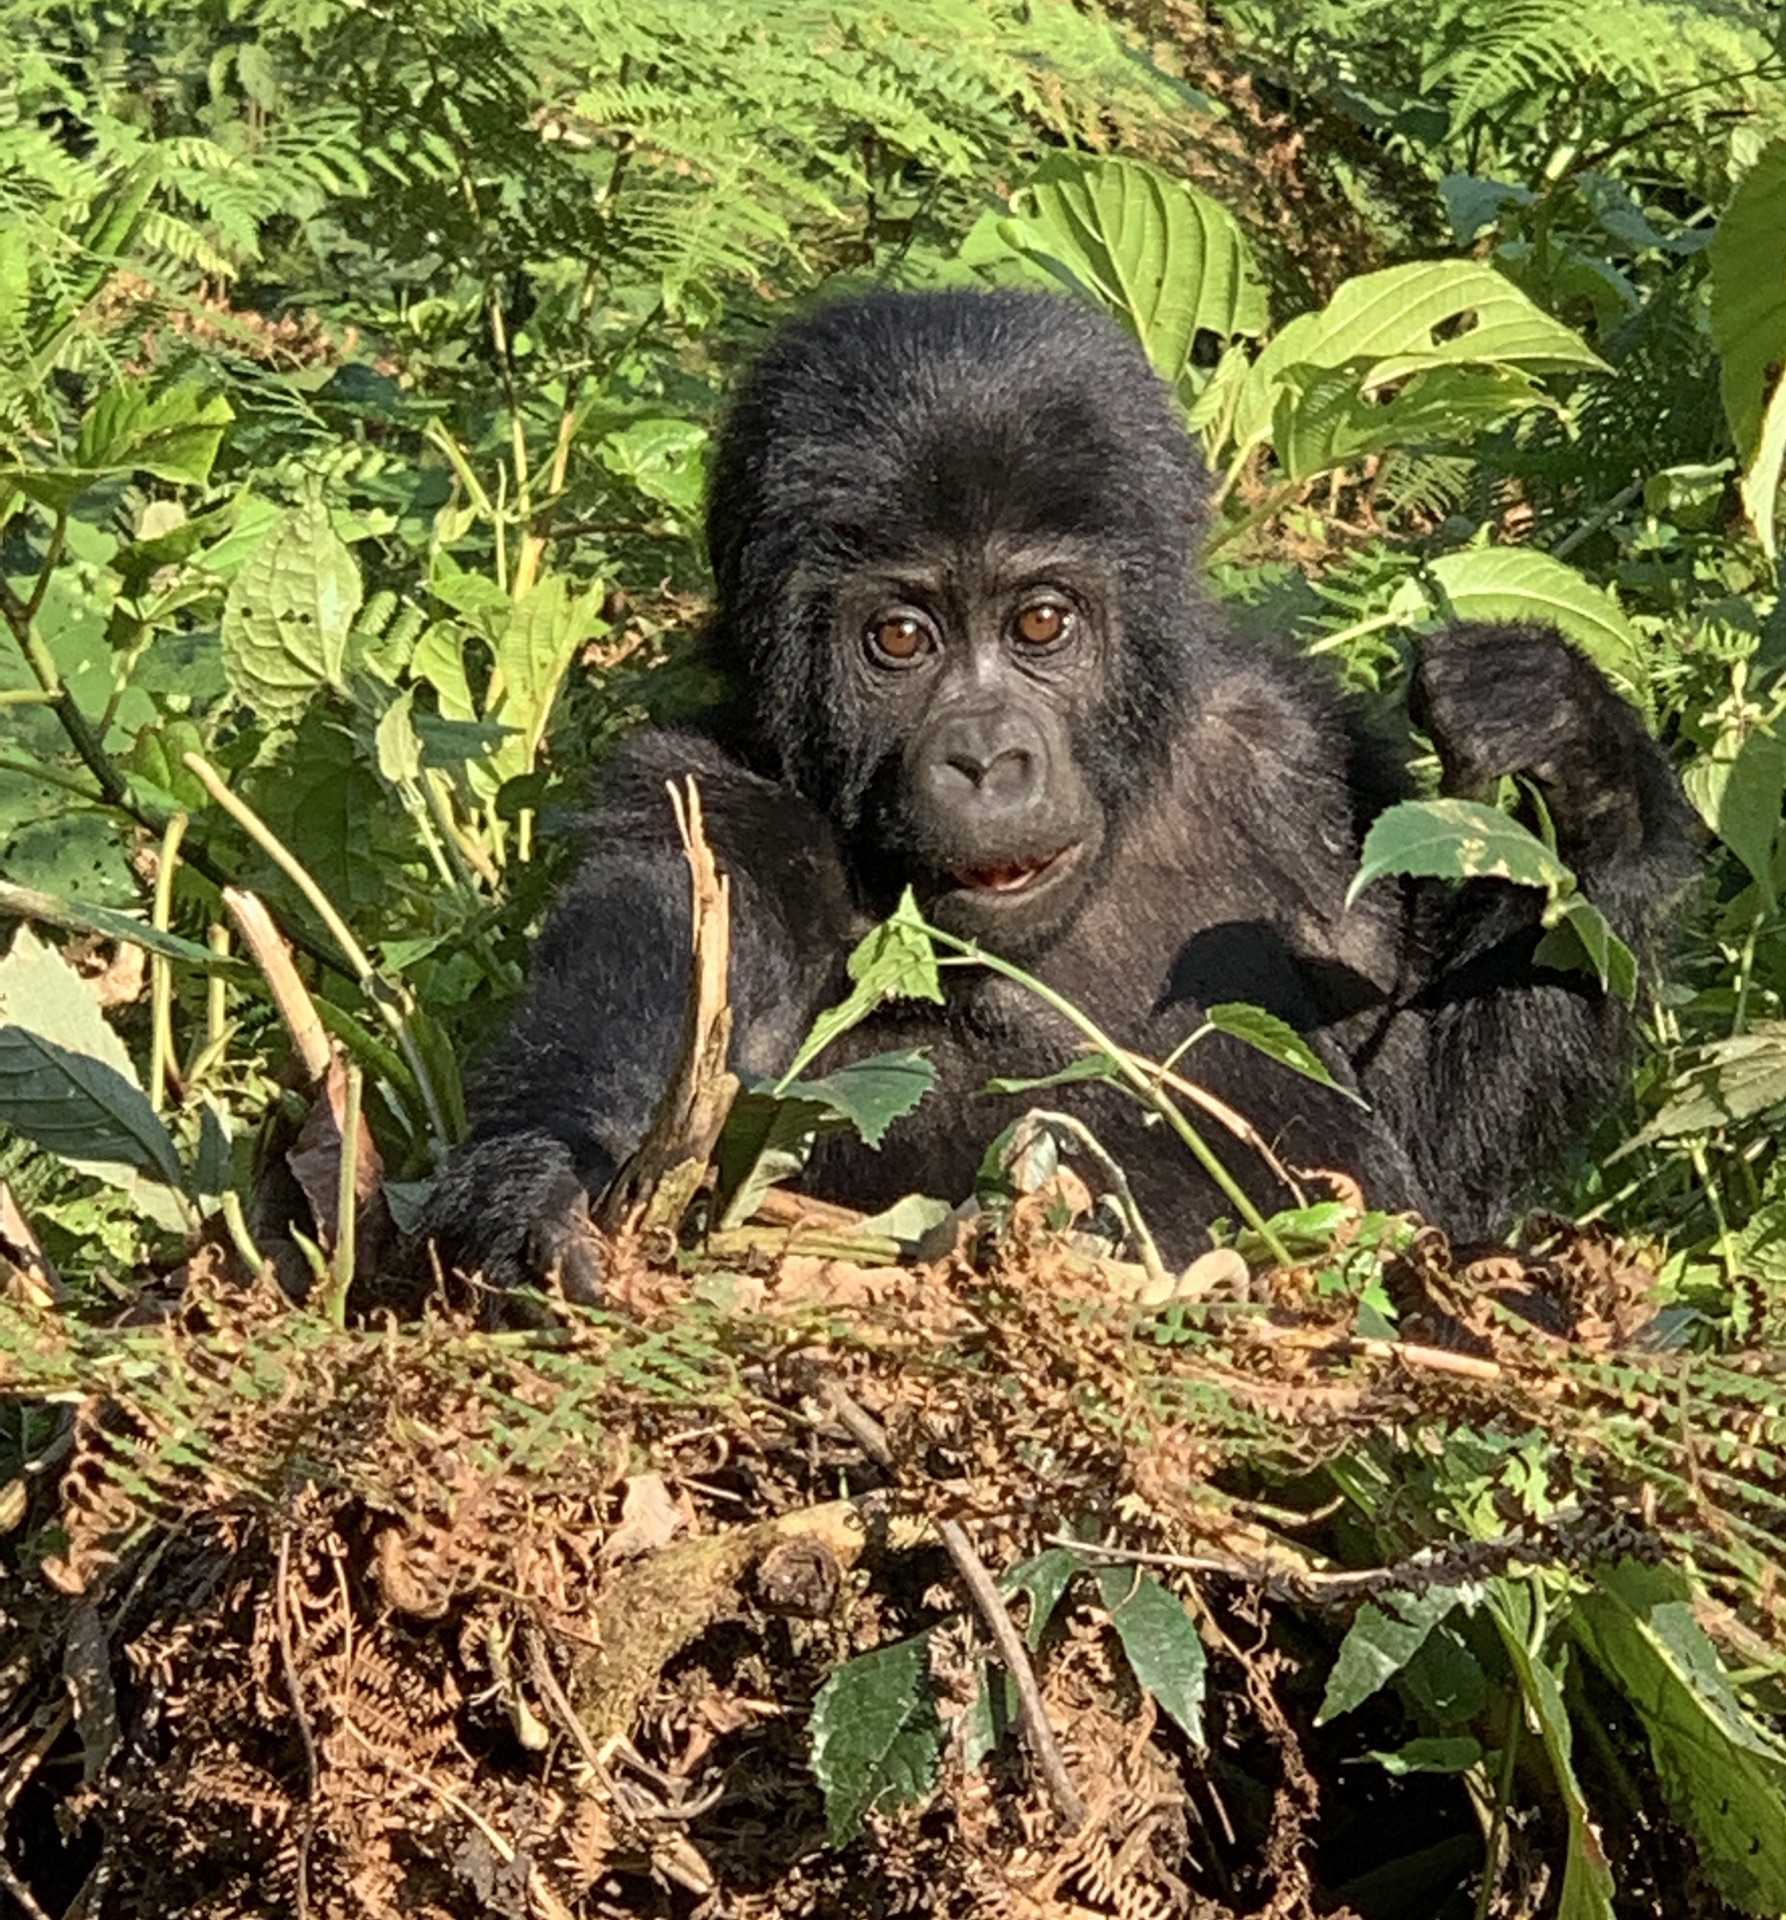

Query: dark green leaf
[1318,1587,1462,1724]
[1097,1567,1206,1747]
[1206,1003,1364,1104]
[810,1637,943,1845]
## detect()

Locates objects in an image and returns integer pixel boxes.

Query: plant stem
[148,811,188,1113]
[185,752,450,1158]
[919,918,1294,1266]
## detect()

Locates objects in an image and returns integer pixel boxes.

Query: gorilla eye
[867,612,936,666]
[1013,600,1072,648]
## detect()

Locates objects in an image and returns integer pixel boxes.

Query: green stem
[148,811,188,1114]
[918,918,1294,1265]
[183,751,450,1159]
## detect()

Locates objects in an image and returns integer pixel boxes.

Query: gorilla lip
[951,844,1079,895]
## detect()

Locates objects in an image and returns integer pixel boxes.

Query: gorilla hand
[422,1131,607,1305]
[1411,623,1665,872]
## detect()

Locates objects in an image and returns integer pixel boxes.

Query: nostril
[945,752,990,787]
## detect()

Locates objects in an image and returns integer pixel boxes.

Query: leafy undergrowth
[2,1199,1783,1919]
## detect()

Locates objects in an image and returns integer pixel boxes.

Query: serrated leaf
[810,1637,942,1845]
[220,497,362,724]
[1097,1567,1206,1747]
[1007,153,1266,384]
[1205,1003,1364,1104]
[1534,897,1637,1004]
[777,891,943,1089]
[715,1051,936,1226]
[1572,1560,1786,1912]
[1422,550,1648,701]
[1348,798,1575,907]
[1709,138,1786,463]
[7,384,232,511]
[1624,1022,1786,1147]
[1231,259,1605,460]
[1318,1587,1462,1723]
[0,926,184,1193]
[485,575,605,787]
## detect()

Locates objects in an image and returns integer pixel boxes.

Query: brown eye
[867,613,935,665]
[1014,601,1071,647]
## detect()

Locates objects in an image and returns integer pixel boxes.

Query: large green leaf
[777,890,943,1090]
[1625,1022,1786,1146]
[1415,550,1647,700]
[1003,153,1267,385]
[4,383,232,511]
[1205,1002,1363,1104]
[1573,1561,1786,1912]
[1682,719,1786,906]
[1709,139,1786,462]
[1271,361,1546,483]
[0,925,185,1196]
[220,496,362,725]
[810,1637,942,1844]
[1230,259,1605,460]
[1348,798,1575,906]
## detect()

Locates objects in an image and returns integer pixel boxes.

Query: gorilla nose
[926,717,1043,811]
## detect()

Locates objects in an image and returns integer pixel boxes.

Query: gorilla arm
[421,734,856,1295]
[1349,623,1699,1238]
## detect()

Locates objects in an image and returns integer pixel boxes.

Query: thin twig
[276,1524,318,1920]
[822,1384,1085,1833]
[937,1516,1087,1832]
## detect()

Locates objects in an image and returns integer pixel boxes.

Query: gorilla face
[705,288,1214,950]
[831,535,1111,943]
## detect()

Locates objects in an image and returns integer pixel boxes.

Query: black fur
[424,289,1698,1291]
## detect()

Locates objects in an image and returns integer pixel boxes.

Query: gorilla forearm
[1349,625,1699,1236]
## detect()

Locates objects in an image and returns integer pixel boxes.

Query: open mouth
[950,844,1078,896]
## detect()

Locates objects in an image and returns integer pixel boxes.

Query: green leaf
[1534,898,1637,1004]
[984,1051,1122,1095]
[6,383,232,511]
[77,383,232,484]
[1421,550,1648,702]
[1683,720,1786,908]
[0,881,247,979]
[1572,1561,1786,1912]
[1205,1002,1364,1104]
[220,496,362,725]
[1489,1582,1615,1920]
[1709,138,1786,463]
[1272,361,1546,484]
[1623,1022,1786,1147]
[1366,1736,1482,1775]
[1740,365,1786,560]
[776,890,943,1089]
[1318,1588,1462,1724]
[715,1051,936,1226]
[598,418,709,518]
[0,926,185,1195]
[1005,153,1266,384]
[963,1548,1084,1770]
[1096,1567,1206,1746]
[484,575,606,789]
[1348,798,1575,907]
[1230,259,1605,461]
[810,1637,942,1845]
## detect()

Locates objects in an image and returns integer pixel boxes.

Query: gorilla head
[703,290,1213,947]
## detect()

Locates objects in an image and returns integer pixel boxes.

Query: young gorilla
[425,289,1697,1298]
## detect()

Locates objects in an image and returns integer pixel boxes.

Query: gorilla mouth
[951,844,1079,896]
